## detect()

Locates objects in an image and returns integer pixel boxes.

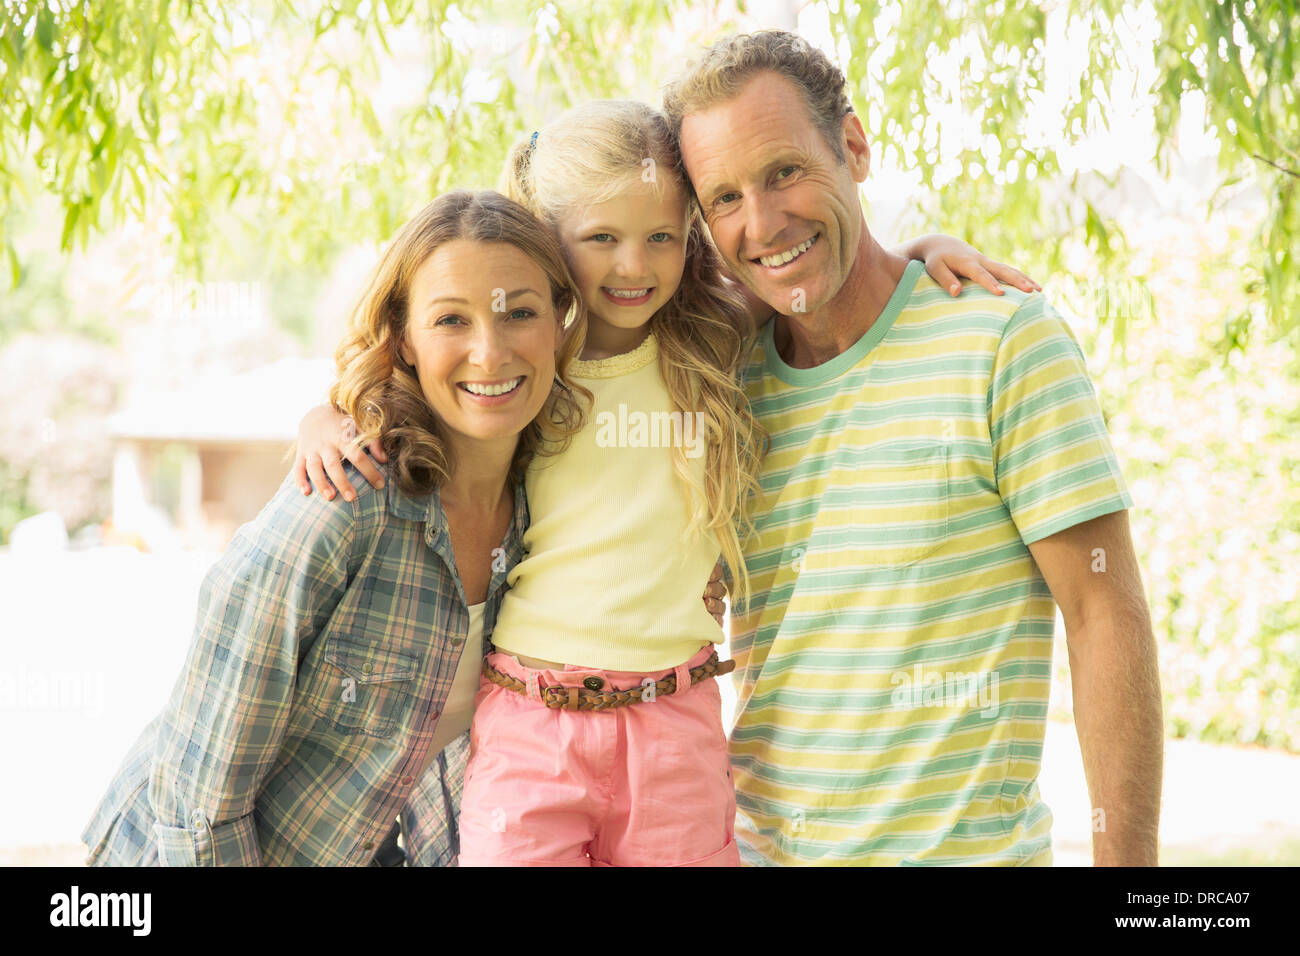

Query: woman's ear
[396,330,414,368]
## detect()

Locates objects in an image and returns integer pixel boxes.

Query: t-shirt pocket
[823,443,951,568]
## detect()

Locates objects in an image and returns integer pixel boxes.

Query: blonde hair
[330,189,591,497]
[661,28,854,181]
[500,100,766,607]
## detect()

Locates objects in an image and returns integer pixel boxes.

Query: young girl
[80,190,588,866]
[294,101,1038,866]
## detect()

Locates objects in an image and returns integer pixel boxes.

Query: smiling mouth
[458,376,524,397]
[754,234,818,268]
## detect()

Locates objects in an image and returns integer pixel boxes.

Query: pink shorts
[458,642,739,867]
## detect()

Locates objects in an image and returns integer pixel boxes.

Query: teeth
[759,235,816,268]
[461,377,522,396]
[605,287,650,298]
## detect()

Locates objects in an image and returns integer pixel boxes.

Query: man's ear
[842,112,870,182]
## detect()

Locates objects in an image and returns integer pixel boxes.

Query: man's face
[679,70,870,317]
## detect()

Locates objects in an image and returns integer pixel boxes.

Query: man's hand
[703,560,728,626]
[291,403,387,502]
[1027,510,1163,866]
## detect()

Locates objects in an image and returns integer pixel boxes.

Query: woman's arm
[895,234,1041,297]
[148,480,358,866]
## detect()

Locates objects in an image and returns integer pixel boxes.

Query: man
[658,29,1162,865]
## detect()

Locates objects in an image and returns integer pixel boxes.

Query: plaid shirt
[81,461,526,866]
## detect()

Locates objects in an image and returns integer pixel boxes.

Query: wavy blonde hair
[330,189,591,497]
[499,100,766,607]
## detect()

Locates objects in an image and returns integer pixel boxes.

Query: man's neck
[772,230,910,370]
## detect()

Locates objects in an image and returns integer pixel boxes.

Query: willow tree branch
[1253,153,1300,179]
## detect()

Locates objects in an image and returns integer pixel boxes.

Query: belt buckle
[543,684,585,710]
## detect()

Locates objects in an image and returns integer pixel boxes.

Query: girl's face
[398,239,564,454]
[555,176,689,355]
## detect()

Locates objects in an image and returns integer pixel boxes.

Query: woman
[79,189,591,865]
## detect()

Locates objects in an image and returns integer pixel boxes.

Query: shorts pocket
[701,678,731,764]
[307,636,419,739]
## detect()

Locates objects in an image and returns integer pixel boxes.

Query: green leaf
[7,13,25,65]
[35,8,56,53]
[90,122,115,162]
[59,202,81,249]
[5,239,19,288]
[138,88,159,139]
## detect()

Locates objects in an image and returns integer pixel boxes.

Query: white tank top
[421,601,485,772]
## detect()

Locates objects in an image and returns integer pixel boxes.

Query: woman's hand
[898,234,1041,298]
[703,560,728,626]
[291,403,388,502]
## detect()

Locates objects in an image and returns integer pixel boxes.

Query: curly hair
[329,190,592,497]
[499,100,767,607]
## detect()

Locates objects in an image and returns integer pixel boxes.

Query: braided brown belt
[481,650,736,711]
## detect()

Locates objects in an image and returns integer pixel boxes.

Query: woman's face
[398,239,564,453]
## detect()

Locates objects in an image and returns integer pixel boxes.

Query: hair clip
[529,130,539,151]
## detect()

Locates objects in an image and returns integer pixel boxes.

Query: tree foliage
[1,0,1296,751]
[0,0,1296,338]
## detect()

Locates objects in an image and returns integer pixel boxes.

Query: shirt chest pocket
[820,444,951,568]
[304,636,420,739]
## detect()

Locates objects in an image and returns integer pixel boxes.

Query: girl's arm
[291,403,387,502]
[291,405,730,624]
[718,235,1041,332]
[149,481,357,865]
[895,234,1041,297]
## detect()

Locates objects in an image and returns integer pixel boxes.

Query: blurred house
[108,358,334,550]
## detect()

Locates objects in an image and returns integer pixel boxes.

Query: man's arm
[1027,509,1163,866]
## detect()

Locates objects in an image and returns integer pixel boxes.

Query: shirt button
[450,637,463,645]
[583,677,603,691]
[190,809,205,827]
[431,709,441,719]
[363,840,374,850]
[401,776,413,785]
[361,661,373,674]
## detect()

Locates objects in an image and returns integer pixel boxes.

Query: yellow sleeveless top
[490,332,723,670]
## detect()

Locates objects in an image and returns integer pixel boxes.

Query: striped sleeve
[989,294,1131,544]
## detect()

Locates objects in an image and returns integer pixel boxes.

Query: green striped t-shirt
[729,259,1131,865]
